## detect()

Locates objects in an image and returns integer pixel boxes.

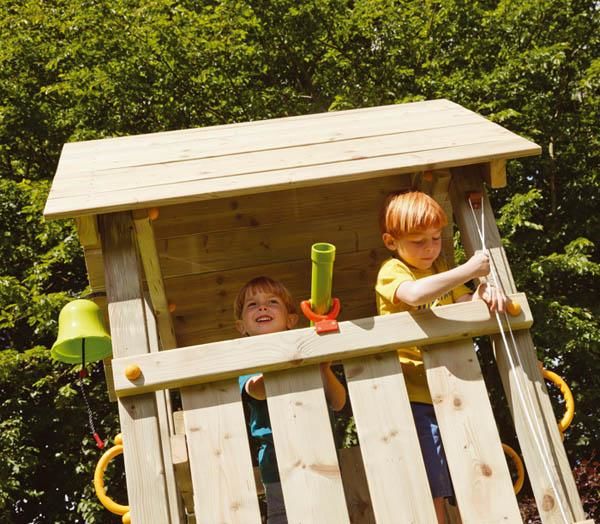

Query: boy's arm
[320,363,347,411]
[395,252,490,306]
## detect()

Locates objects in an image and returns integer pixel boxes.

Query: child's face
[236,289,298,337]
[383,227,442,270]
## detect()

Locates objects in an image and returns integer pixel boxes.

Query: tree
[0,0,597,521]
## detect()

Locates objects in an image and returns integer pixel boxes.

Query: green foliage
[0,0,598,520]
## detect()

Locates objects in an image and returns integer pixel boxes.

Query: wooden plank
[153,213,380,277]
[98,212,172,523]
[75,215,99,247]
[181,379,262,524]
[449,168,585,523]
[48,122,528,199]
[133,210,177,350]
[53,100,469,172]
[264,366,350,523]
[45,137,540,219]
[344,352,437,522]
[338,447,375,524]
[112,294,532,397]
[483,159,507,188]
[423,340,521,523]
[151,174,411,239]
[144,297,181,523]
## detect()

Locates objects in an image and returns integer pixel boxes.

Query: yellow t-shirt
[375,257,472,404]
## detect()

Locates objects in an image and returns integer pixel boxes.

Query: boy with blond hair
[376,190,505,523]
[235,276,346,524]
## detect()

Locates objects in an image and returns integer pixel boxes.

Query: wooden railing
[112,296,532,523]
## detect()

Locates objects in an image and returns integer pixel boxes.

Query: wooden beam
[111,294,532,398]
[344,352,437,522]
[75,215,99,247]
[133,209,177,350]
[98,212,173,523]
[449,167,585,523]
[144,297,182,523]
[482,159,507,188]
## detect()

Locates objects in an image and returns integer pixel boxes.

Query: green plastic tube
[310,242,336,315]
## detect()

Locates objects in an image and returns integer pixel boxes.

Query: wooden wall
[86,173,412,346]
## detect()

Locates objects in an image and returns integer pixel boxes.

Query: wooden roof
[43,99,540,220]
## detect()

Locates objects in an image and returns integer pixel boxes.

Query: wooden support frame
[449,167,586,523]
[99,212,175,523]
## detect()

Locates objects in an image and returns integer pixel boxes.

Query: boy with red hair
[376,190,505,523]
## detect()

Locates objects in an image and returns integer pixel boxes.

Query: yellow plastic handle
[542,367,575,433]
[502,443,525,494]
[94,434,130,523]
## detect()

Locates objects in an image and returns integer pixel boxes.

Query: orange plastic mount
[467,191,483,209]
[300,298,341,334]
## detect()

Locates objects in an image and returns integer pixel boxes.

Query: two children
[234,276,346,524]
[236,190,504,523]
[376,190,506,523]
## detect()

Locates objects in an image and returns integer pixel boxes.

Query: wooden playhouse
[43,99,591,523]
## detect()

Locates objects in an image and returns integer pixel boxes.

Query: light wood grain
[75,215,99,247]
[181,379,262,524]
[45,99,540,219]
[133,210,177,350]
[264,366,349,523]
[99,212,172,523]
[450,168,585,523]
[483,159,507,188]
[111,294,532,397]
[344,352,437,523]
[53,100,468,172]
[423,340,521,523]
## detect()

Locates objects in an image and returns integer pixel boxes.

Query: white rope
[468,197,571,523]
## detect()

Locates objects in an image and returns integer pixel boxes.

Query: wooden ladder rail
[450,166,587,524]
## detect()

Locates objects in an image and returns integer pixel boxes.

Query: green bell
[51,299,112,364]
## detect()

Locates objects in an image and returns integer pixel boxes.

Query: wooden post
[99,212,173,523]
[449,167,585,523]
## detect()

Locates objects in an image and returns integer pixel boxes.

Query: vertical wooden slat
[182,380,262,524]
[99,212,172,523]
[344,352,437,523]
[450,167,585,523]
[264,366,350,524]
[144,297,184,523]
[424,340,522,523]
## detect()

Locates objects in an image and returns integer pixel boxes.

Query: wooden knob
[125,364,142,381]
[148,208,159,221]
[506,300,521,317]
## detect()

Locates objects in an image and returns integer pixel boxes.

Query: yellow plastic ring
[502,443,525,494]
[94,434,130,520]
[542,368,575,433]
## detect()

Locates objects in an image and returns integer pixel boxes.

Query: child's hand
[464,250,491,279]
[475,282,507,313]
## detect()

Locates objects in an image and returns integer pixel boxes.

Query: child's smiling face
[236,289,297,336]
[383,227,443,270]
